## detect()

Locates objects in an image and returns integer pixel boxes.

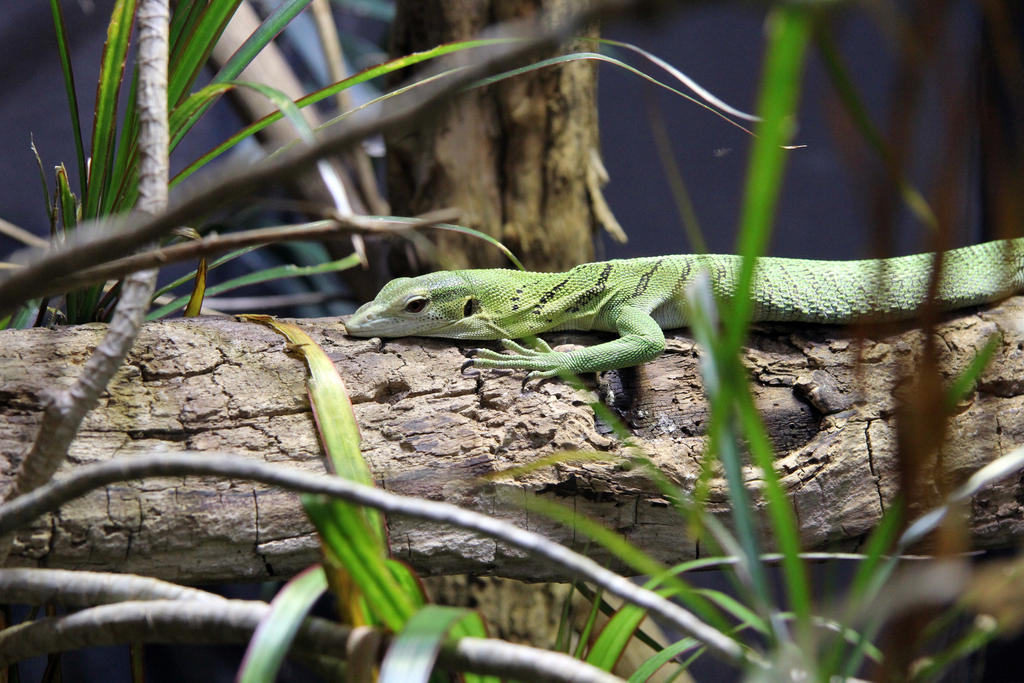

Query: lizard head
[345,270,513,340]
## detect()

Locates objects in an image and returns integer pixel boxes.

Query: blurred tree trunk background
[386,0,622,273]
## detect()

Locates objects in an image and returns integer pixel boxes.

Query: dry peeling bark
[2,298,1024,584]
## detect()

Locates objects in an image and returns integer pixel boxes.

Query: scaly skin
[345,238,1024,380]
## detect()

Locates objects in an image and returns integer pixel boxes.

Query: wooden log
[2,298,1023,583]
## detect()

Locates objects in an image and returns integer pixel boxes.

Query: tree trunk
[386,0,612,272]
[2,299,1023,584]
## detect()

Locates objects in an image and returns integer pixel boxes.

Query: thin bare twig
[44,209,459,297]
[0,452,749,665]
[0,217,48,249]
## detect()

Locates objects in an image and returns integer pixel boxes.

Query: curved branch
[0,451,747,665]
[0,599,348,670]
[0,596,625,683]
[0,568,223,606]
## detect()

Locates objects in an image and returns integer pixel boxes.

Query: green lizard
[344,239,1024,381]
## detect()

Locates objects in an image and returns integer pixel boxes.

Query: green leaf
[237,566,328,683]
[814,26,937,229]
[302,495,418,632]
[627,637,702,683]
[909,617,999,683]
[2,300,43,330]
[574,587,604,659]
[56,164,101,323]
[587,601,647,671]
[168,0,311,153]
[728,6,813,351]
[168,81,236,150]
[29,136,55,234]
[82,0,136,220]
[685,275,774,620]
[167,0,240,107]
[55,164,78,237]
[378,606,481,683]
[723,5,815,634]
[211,0,311,85]
[522,493,728,632]
[247,316,378,527]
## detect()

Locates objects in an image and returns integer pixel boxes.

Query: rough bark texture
[386,0,602,271]
[2,298,1024,584]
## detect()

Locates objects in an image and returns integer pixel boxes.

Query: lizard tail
[744,238,1024,323]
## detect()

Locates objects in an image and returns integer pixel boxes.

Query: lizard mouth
[342,302,383,337]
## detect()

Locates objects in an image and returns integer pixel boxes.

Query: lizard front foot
[464,338,569,384]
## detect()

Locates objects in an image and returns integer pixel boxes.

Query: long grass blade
[685,273,774,621]
[596,38,759,122]
[814,25,937,229]
[167,0,312,157]
[150,244,261,300]
[236,565,328,683]
[628,637,702,682]
[471,52,755,137]
[944,334,1000,410]
[83,0,137,220]
[168,0,241,107]
[245,316,426,634]
[722,5,815,633]
[378,606,481,683]
[303,495,418,632]
[211,0,311,85]
[49,0,88,196]
[29,136,55,235]
[522,493,728,631]
[727,6,812,351]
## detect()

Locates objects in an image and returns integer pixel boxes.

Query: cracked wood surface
[2,298,1024,583]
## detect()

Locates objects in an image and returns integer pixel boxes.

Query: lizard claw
[461,358,480,376]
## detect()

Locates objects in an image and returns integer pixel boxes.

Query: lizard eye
[462,297,478,318]
[404,296,428,314]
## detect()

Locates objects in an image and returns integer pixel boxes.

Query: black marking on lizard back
[568,263,614,313]
[632,258,664,298]
[534,275,573,315]
[510,286,525,312]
